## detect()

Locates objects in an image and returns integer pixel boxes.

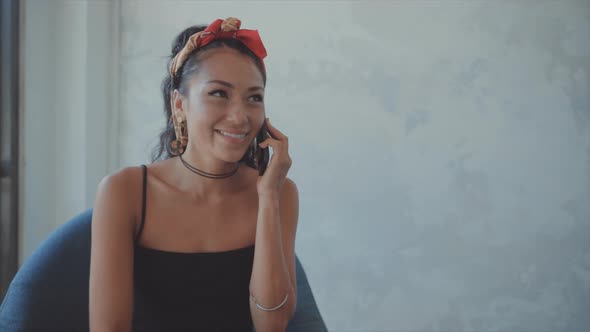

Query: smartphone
[249,122,270,176]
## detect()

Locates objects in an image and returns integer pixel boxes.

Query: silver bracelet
[250,293,289,311]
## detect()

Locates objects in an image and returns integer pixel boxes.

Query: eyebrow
[206,79,264,92]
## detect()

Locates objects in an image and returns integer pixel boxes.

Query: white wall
[21,0,119,261]
[22,1,590,331]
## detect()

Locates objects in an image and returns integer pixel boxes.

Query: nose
[225,101,249,125]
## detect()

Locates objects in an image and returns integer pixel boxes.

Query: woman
[89,18,298,332]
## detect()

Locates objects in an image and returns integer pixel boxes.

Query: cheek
[249,103,265,117]
[190,100,223,121]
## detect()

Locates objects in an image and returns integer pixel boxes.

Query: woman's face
[174,47,266,163]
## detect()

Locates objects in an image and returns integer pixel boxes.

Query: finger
[259,140,291,167]
[258,138,280,149]
[259,138,288,156]
[264,118,289,155]
[265,118,288,141]
[265,122,279,140]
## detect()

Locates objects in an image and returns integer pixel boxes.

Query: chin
[215,149,249,164]
[213,131,254,162]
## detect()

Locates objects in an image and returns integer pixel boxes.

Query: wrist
[258,191,280,202]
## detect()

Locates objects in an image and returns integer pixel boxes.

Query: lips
[216,129,248,138]
[215,130,250,144]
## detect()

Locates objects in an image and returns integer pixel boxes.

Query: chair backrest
[0,209,327,332]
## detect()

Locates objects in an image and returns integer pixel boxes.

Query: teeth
[218,130,246,139]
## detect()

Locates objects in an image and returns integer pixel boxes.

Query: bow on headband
[169,17,267,77]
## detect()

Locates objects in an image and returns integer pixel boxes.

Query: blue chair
[0,209,327,331]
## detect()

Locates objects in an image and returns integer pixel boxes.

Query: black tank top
[132,165,255,331]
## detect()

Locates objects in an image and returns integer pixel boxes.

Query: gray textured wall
[116,1,590,331]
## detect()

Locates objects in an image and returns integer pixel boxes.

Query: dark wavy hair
[150,25,267,162]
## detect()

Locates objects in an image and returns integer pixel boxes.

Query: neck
[174,149,245,199]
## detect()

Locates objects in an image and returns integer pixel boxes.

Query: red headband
[169,17,267,77]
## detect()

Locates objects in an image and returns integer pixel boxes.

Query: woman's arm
[249,178,299,332]
[89,168,138,332]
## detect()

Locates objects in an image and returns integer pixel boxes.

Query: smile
[216,130,247,139]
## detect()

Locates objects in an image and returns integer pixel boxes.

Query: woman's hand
[256,117,292,197]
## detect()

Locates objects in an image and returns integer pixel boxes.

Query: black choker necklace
[179,154,240,179]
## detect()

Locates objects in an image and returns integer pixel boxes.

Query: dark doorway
[0,0,20,301]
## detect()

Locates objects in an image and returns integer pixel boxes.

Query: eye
[248,94,264,102]
[209,90,228,98]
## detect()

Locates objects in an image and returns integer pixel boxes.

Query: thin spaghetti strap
[135,164,148,243]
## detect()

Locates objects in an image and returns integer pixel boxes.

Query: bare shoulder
[281,177,299,203]
[282,177,298,194]
[93,166,145,233]
[97,165,144,192]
